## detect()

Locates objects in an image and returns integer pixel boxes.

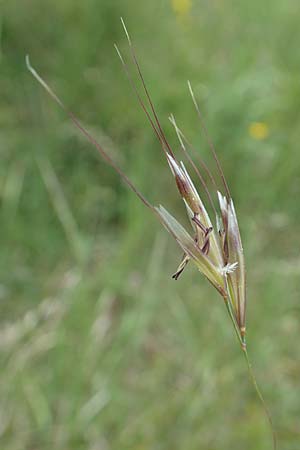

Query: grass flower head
[26,18,277,449]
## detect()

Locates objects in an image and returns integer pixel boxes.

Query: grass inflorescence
[26,17,277,450]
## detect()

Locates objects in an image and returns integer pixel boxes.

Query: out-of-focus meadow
[1,0,300,449]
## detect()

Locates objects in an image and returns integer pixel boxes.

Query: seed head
[26,20,247,346]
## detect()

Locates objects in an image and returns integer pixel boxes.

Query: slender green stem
[223,297,243,346]
[242,347,277,450]
[222,285,277,450]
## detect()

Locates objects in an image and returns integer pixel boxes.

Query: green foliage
[1,1,300,449]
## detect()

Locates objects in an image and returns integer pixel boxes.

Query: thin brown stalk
[120,17,175,159]
[114,45,166,150]
[187,81,231,199]
[25,55,152,210]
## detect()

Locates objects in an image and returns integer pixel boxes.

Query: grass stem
[223,294,277,449]
[223,297,243,347]
[242,347,277,450]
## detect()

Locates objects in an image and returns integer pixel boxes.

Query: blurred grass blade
[36,155,84,261]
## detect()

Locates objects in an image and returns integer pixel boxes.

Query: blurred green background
[1,0,300,449]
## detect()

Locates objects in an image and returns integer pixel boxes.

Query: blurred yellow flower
[171,0,192,17]
[248,122,269,140]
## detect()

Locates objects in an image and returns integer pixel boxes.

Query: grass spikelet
[26,19,277,450]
